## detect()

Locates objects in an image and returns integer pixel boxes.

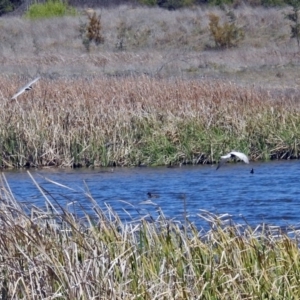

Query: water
[3,160,300,229]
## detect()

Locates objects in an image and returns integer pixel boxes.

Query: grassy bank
[0,172,299,298]
[1,75,300,168]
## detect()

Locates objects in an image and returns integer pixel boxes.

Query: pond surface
[3,160,300,229]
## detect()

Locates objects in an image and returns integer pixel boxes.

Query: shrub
[0,0,21,16]
[208,0,285,6]
[285,0,300,47]
[80,9,104,51]
[157,0,195,9]
[115,20,129,50]
[86,11,104,45]
[138,0,157,5]
[208,12,244,48]
[261,0,285,6]
[208,0,234,5]
[25,0,77,19]
[138,0,195,9]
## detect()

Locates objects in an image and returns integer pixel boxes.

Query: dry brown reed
[1,75,300,168]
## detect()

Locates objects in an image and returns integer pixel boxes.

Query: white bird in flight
[216,151,249,170]
[11,77,40,100]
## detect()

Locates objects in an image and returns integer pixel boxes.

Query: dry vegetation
[0,5,300,167]
[0,5,299,86]
[0,75,299,167]
[1,5,300,299]
[0,171,298,299]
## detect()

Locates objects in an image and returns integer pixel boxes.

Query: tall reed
[2,75,300,168]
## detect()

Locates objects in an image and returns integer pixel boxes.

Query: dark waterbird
[147,192,159,199]
[137,161,147,167]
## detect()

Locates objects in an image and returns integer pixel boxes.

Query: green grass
[25,0,77,19]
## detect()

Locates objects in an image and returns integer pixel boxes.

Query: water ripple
[3,160,300,228]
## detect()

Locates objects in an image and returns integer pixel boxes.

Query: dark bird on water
[137,161,147,167]
[216,151,249,170]
[147,192,159,199]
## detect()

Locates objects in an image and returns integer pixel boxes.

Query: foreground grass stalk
[2,76,300,168]
[0,173,299,298]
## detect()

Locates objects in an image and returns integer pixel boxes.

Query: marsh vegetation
[1,3,300,298]
[0,75,299,167]
[1,4,300,167]
[0,172,298,299]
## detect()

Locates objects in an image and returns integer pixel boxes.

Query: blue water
[3,160,300,229]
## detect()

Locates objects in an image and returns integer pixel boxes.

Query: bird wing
[11,77,40,100]
[220,153,232,160]
[230,151,249,164]
[26,77,40,87]
[216,151,249,170]
[216,154,231,170]
[11,88,26,100]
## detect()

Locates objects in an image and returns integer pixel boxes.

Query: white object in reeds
[11,77,40,100]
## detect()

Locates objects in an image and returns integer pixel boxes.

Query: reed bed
[1,75,300,167]
[0,172,299,299]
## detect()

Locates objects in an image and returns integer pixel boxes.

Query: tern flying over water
[216,151,249,170]
[11,77,40,100]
